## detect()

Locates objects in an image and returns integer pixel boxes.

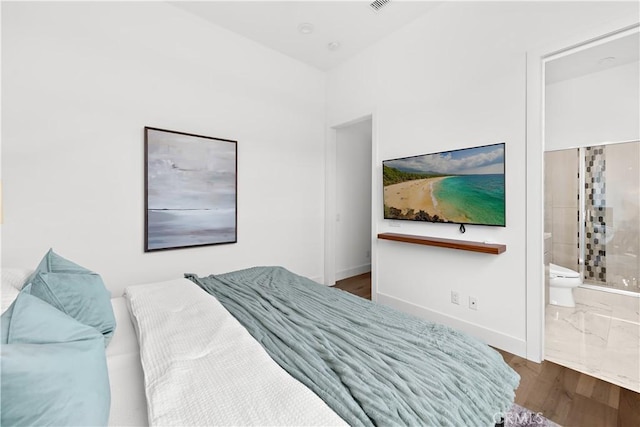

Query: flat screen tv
[383,142,505,227]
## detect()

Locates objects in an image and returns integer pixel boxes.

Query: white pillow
[1,268,34,313]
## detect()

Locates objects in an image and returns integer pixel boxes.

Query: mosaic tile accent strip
[583,146,606,283]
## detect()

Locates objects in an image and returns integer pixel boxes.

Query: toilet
[549,263,581,307]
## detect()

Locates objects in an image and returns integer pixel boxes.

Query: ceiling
[169,1,443,71]
[546,32,640,84]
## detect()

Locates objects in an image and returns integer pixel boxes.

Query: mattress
[106,297,148,427]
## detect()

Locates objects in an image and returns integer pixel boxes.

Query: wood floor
[333,273,640,427]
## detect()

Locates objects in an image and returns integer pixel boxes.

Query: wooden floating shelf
[377,233,506,255]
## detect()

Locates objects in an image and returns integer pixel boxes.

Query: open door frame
[325,114,377,298]
[525,19,639,363]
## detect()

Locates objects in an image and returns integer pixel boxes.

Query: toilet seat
[549,263,580,279]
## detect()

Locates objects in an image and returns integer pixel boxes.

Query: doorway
[542,29,640,392]
[334,118,373,283]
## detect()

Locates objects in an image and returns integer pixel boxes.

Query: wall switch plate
[451,291,460,305]
[469,297,478,310]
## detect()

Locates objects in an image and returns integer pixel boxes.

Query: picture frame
[144,127,237,252]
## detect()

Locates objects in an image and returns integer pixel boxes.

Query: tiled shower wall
[603,142,640,293]
[545,141,640,294]
[544,150,579,273]
[583,146,607,283]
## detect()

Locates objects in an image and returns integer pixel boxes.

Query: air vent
[370,0,391,12]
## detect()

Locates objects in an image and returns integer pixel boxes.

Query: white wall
[546,61,640,151]
[326,1,639,357]
[1,2,326,296]
[335,119,372,280]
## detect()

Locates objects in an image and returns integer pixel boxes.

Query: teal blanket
[186,267,519,427]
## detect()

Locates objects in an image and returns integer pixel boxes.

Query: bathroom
[543,30,640,393]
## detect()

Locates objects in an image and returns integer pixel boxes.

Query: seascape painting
[383,143,505,226]
[145,127,237,251]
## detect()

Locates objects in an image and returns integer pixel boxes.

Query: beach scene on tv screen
[383,143,505,226]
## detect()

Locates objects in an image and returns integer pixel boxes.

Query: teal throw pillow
[1,288,111,426]
[25,249,116,345]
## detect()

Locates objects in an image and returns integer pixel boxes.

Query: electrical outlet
[469,297,478,310]
[451,291,460,305]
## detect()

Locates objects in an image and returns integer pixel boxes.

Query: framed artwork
[144,127,237,252]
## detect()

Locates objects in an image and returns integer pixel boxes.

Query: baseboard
[376,293,527,358]
[336,264,371,282]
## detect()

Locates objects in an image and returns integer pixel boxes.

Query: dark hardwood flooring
[333,273,640,427]
[334,272,372,300]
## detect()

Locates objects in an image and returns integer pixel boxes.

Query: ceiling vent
[369,0,391,13]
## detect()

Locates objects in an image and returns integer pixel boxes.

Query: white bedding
[125,278,347,427]
[107,297,148,427]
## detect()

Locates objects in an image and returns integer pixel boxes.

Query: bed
[106,297,148,426]
[2,258,519,427]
